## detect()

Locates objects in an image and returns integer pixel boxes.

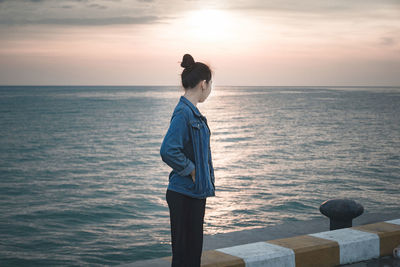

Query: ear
[201,80,206,90]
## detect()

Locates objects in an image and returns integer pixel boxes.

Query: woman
[160,53,215,267]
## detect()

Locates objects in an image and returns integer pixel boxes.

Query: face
[199,79,212,103]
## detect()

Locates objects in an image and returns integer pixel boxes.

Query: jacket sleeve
[208,145,215,185]
[160,110,195,176]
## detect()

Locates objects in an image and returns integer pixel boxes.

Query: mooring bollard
[320,199,364,230]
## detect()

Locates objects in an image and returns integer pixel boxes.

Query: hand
[190,168,196,183]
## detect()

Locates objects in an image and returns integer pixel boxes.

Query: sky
[0,0,399,86]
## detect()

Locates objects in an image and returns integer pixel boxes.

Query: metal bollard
[320,199,364,230]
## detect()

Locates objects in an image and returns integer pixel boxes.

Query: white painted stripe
[309,228,379,265]
[385,218,400,225]
[216,241,295,267]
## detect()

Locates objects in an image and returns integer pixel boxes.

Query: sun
[183,9,234,41]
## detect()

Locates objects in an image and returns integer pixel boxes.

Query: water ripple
[0,86,399,265]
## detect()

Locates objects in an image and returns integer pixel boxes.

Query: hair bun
[181,54,195,69]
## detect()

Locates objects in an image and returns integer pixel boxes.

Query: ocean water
[0,85,399,266]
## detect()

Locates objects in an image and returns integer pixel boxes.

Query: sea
[0,85,399,266]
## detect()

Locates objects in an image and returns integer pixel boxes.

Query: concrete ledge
[268,235,340,267]
[309,228,380,265]
[212,218,400,267]
[217,241,295,267]
[121,218,400,267]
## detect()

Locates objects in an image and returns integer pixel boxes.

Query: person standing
[160,54,215,267]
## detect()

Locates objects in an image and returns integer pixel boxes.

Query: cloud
[0,0,168,26]
[0,0,399,28]
[225,0,400,12]
[380,37,396,46]
[0,0,62,2]
[87,3,107,9]
[0,0,88,2]
[0,15,165,25]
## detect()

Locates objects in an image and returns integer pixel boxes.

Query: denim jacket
[160,96,215,199]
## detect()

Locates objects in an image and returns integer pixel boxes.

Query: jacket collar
[180,96,204,118]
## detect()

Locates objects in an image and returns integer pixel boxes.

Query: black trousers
[166,189,206,267]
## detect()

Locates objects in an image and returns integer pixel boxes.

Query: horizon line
[1,84,400,87]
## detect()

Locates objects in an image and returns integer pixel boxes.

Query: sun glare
[183,9,235,41]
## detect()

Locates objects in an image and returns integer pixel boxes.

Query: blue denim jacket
[160,96,215,199]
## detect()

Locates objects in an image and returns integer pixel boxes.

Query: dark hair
[180,54,212,89]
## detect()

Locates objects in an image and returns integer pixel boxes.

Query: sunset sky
[0,0,399,86]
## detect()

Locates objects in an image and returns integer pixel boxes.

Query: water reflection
[200,86,400,235]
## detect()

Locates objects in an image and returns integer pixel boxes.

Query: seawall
[120,210,400,266]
